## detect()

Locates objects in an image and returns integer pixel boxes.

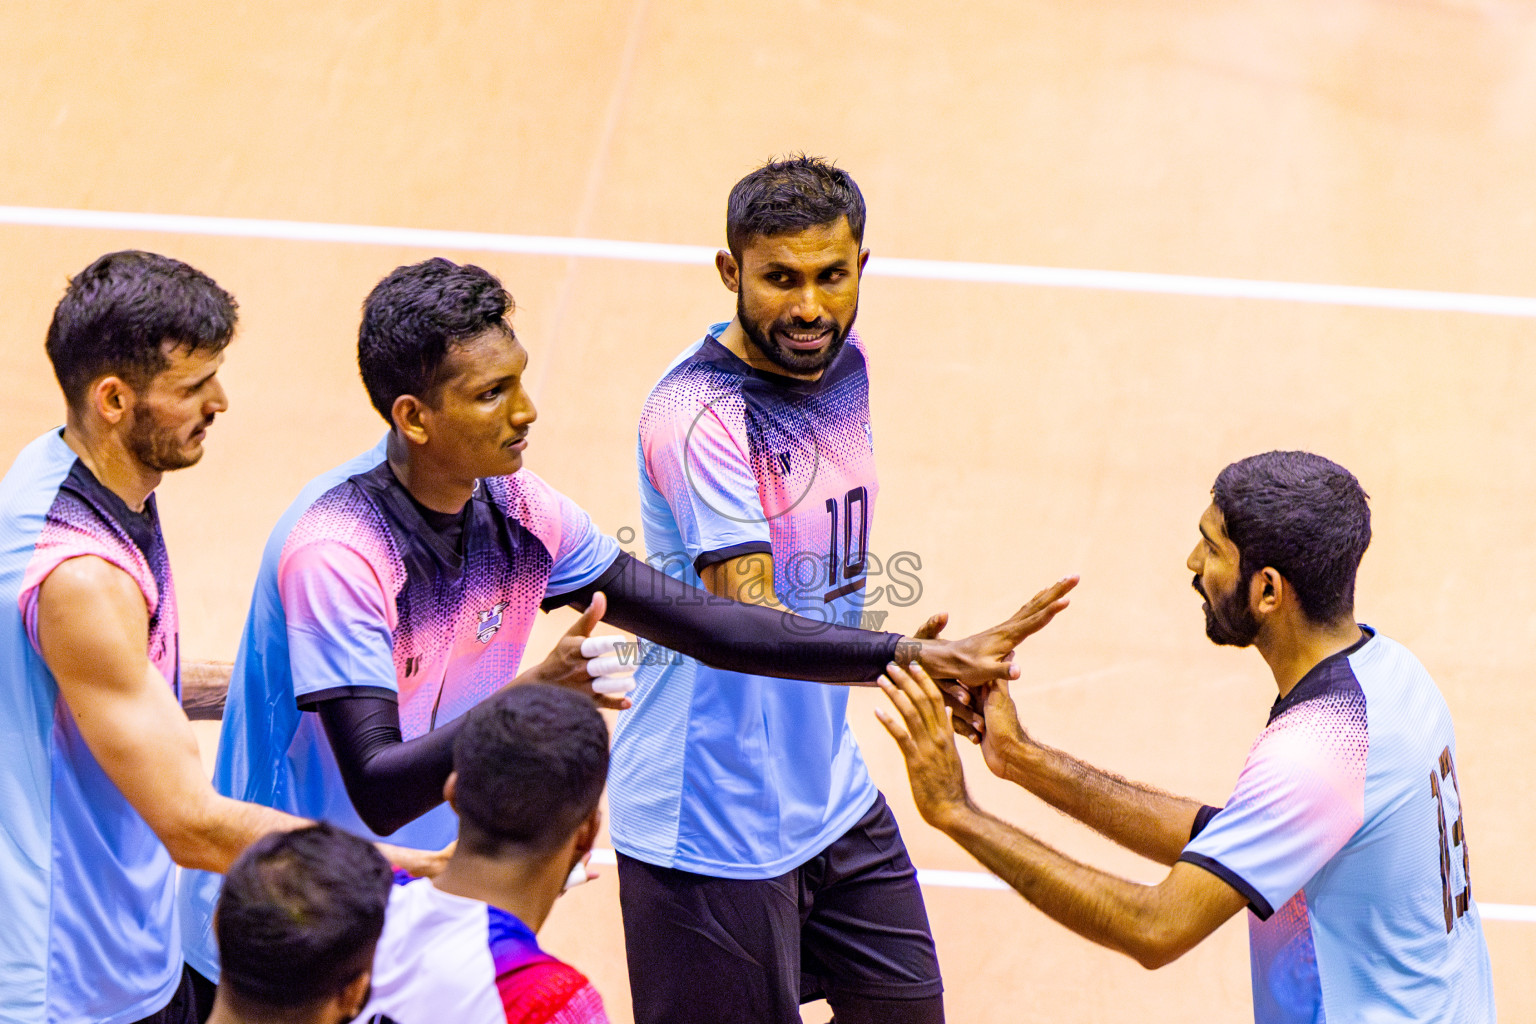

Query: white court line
[5,205,1536,317]
[589,848,1534,920]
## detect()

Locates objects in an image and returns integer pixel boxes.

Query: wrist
[928,796,981,836]
[1006,735,1051,788]
[908,638,958,679]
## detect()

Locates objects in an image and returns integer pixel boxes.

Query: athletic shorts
[130,965,199,1024]
[617,792,943,1024]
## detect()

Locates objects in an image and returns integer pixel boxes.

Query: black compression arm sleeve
[548,553,905,683]
[313,694,462,836]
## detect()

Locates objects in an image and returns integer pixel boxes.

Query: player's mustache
[1191,575,1207,600]
[775,318,836,334]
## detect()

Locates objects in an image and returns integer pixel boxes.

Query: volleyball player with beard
[613,157,964,1024]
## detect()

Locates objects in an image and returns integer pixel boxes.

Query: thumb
[567,591,607,638]
[912,612,949,641]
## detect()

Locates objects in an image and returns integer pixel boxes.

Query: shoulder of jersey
[640,353,746,439]
[480,467,557,514]
[283,477,393,557]
[497,961,599,1024]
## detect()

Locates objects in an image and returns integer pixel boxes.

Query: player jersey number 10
[824,487,869,603]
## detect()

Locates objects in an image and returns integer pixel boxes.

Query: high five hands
[873,662,973,830]
[902,576,1078,740]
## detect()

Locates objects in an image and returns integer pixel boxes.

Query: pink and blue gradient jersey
[179,438,617,981]
[0,430,183,1024]
[359,872,610,1024]
[610,325,881,877]
[1181,627,1495,1023]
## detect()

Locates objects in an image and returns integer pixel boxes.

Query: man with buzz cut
[879,451,1495,1023]
[180,255,1072,1001]
[206,824,393,1024]
[360,684,616,1024]
[0,252,362,1024]
[614,156,992,1024]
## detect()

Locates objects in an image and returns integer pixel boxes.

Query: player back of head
[359,684,614,1023]
[208,824,393,1024]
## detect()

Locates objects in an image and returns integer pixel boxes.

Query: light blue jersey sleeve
[279,541,399,702]
[543,492,620,598]
[1181,702,1367,918]
[639,385,769,570]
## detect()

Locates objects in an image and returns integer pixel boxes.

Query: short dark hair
[357,257,514,422]
[453,684,609,857]
[45,250,237,410]
[1212,451,1371,624]
[215,823,393,1009]
[726,155,866,258]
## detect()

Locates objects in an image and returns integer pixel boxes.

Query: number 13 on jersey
[1430,745,1472,933]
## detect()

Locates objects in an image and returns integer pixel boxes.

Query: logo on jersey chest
[475,600,510,644]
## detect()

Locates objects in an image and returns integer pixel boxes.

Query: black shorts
[129,965,200,1024]
[618,793,943,1024]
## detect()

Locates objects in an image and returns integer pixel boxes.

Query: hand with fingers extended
[873,662,973,831]
[909,611,987,743]
[522,592,636,711]
[906,576,1077,688]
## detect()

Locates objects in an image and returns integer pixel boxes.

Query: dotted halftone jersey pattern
[4,433,183,1024]
[1182,629,1494,1023]
[612,328,881,878]
[280,462,609,738]
[180,442,617,983]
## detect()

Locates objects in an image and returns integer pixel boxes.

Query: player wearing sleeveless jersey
[879,452,1495,1023]
[612,158,969,1024]
[0,252,325,1024]
[180,257,1072,990]
[361,686,615,1024]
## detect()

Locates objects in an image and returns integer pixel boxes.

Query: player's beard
[125,403,208,472]
[738,291,856,376]
[1193,574,1261,647]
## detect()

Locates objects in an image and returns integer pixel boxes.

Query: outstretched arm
[36,557,309,873]
[973,681,1207,866]
[875,663,1247,968]
[559,552,1075,688]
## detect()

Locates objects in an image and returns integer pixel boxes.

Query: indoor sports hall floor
[4,3,1534,1020]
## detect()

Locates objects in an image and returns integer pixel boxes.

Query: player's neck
[1256,612,1365,699]
[205,992,331,1024]
[433,848,568,933]
[385,431,474,514]
[61,416,161,513]
[719,318,825,382]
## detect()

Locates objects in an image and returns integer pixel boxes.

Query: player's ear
[573,805,601,858]
[89,375,134,426]
[715,249,741,293]
[442,771,459,812]
[391,393,430,445]
[336,968,372,1019]
[858,248,870,274]
[1252,568,1283,615]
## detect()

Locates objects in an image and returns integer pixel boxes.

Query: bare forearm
[166,794,309,873]
[937,803,1175,967]
[998,739,1202,866]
